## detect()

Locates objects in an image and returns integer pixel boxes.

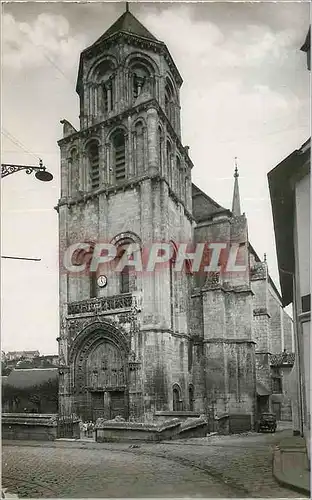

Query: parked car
[256,412,277,433]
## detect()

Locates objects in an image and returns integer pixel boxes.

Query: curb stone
[272,446,310,496]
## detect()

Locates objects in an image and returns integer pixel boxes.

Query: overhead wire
[1,128,40,161]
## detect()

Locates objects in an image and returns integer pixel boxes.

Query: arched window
[158,127,163,174]
[133,122,144,176]
[189,385,194,411]
[173,384,181,412]
[188,339,193,372]
[70,149,79,196]
[176,156,181,198]
[87,141,100,190]
[167,141,172,187]
[92,59,116,115]
[112,131,126,184]
[116,243,131,294]
[165,78,176,126]
[90,271,97,298]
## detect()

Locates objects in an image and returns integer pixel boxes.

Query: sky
[1,1,310,355]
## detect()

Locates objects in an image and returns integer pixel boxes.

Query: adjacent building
[268,28,310,448]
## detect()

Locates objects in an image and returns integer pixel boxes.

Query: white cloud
[143,6,298,70]
[2,13,86,70]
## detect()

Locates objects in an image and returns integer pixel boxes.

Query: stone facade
[56,8,294,428]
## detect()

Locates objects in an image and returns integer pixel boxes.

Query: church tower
[57,6,194,421]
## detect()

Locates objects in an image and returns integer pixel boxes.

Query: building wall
[294,170,310,451]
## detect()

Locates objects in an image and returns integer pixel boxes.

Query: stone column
[127,116,133,177]
[88,85,92,119]
[131,131,136,177]
[107,82,112,113]
[98,85,103,120]
[94,86,98,117]
[58,201,71,416]
[105,143,111,185]
[125,133,129,180]
[147,107,158,175]
[60,150,68,200]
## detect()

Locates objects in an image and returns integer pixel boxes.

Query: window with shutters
[112,131,126,184]
[87,141,100,190]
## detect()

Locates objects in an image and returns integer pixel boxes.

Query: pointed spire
[126,2,130,12]
[264,252,267,263]
[232,157,241,216]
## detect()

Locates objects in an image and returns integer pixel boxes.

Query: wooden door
[272,402,281,420]
[91,392,105,421]
[110,391,125,419]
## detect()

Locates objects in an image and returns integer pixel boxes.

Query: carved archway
[69,322,130,421]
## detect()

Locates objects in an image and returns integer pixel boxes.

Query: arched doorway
[70,325,129,422]
[172,384,181,412]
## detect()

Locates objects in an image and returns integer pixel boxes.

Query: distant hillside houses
[5,350,40,362]
[2,352,58,370]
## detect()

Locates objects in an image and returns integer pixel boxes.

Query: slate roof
[301,26,310,53]
[192,184,229,223]
[270,352,295,367]
[92,10,158,47]
[5,368,58,388]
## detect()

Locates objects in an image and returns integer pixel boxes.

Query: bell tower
[57,5,194,421]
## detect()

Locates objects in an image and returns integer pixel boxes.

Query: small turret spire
[126,2,130,12]
[232,157,241,216]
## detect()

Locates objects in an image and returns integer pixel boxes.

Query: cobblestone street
[2,429,307,498]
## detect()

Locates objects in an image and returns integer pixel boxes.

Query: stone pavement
[2,427,309,498]
[273,433,310,495]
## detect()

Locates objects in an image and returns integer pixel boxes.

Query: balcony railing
[67,293,134,316]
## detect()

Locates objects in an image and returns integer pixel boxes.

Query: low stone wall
[2,413,57,441]
[95,416,209,442]
[95,418,181,442]
[154,411,201,422]
[215,413,252,434]
[177,417,208,439]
